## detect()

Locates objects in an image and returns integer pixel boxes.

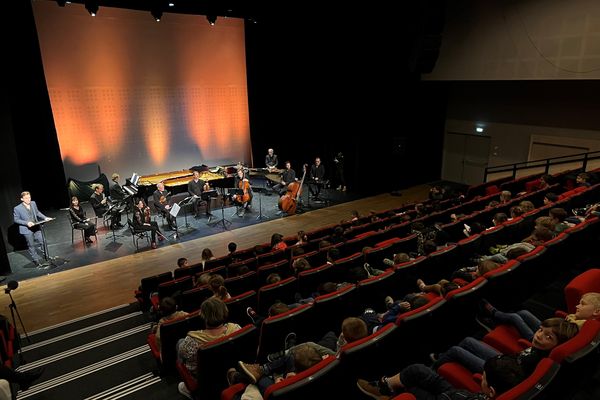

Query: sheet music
[170,203,180,217]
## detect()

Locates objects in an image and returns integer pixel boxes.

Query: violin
[144,206,151,223]
[278,164,307,215]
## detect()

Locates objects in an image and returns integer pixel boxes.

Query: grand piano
[136,166,236,202]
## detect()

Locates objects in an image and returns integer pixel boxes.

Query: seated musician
[133,199,163,249]
[265,148,278,172]
[273,161,296,195]
[232,169,252,216]
[69,196,96,245]
[90,184,122,229]
[187,170,211,218]
[153,182,177,230]
[109,173,126,201]
[309,157,326,200]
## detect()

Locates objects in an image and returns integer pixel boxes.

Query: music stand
[201,189,218,224]
[177,196,197,235]
[208,189,234,230]
[33,218,66,269]
[104,202,126,242]
[253,187,269,220]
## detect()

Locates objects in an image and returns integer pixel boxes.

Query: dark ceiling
[51,0,264,21]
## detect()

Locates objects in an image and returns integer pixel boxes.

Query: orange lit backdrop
[32,2,251,181]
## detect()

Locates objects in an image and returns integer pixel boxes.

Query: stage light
[151,8,163,22]
[85,0,99,16]
[168,2,175,6]
[207,15,217,26]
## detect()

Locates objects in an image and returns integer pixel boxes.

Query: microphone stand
[208,189,232,230]
[5,288,29,364]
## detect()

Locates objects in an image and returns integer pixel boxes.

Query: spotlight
[151,8,163,22]
[85,0,99,16]
[206,15,217,26]
[168,2,175,6]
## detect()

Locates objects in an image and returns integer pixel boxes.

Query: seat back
[224,291,257,326]
[138,271,173,310]
[312,285,359,334]
[159,311,203,372]
[257,277,298,316]
[180,286,213,312]
[224,271,257,296]
[257,259,290,285]
[563,269,600,313]
[257,304,315,361]
[296,264,335,298]
[196,325,259,400]
[157,276,194,302]
[356,270,396,310]
[264,356,341,400]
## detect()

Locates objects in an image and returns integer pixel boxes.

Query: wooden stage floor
[1,186,429,332]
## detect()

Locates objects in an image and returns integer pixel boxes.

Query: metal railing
[484,150,600,182]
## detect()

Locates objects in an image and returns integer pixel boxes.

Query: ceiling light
[85,0,99,16]
[207,15,217,26]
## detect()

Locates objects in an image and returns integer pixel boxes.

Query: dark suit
[153,189,176,229]
[309,164,326,198]
[188,178,210,215]
[273,168,296,195]
[13,201,48,263]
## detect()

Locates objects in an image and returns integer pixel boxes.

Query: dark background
[0,0,447,268]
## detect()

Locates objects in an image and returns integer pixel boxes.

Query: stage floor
[7,178,362,282]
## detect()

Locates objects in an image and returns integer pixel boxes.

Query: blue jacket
[13,201,48,235]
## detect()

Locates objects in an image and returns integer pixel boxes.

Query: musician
[153,182,177,230]
[13,191,52,265]
[69,196,96,244]
[109,173,126,201]
[265,148,278,171]
[273,161,297,195]
[187,170,211,218]
[133,199,163,249]
[232,168,252,216]
[334,152,347,192]
[90,184,122,229]
[309,157,326,200]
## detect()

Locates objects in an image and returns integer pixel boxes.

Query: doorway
[442,132,491,185]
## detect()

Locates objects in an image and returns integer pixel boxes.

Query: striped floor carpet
[15,304,180,400]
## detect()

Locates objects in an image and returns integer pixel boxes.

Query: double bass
[278,164,307,215]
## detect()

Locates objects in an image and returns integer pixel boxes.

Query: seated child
[357,354,525,399]
[433,318,578,375]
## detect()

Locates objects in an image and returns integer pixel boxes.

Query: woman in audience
[295,230,308,246]
[177,298,241,399]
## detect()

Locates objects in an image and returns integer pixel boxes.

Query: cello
[278,164,307,215]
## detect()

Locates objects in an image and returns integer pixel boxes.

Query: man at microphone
[153,182,177,230]
[13,191,52,266]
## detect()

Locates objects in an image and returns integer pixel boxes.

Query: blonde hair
[111,173,120,181]
[582,292,600,310]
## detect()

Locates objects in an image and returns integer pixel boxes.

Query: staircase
[14,304,179,400]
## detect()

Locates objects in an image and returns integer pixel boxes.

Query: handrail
[484,150,600,182]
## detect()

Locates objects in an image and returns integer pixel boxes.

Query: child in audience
[152,297,188,355]
[433,318,578,375]
[200,248,214,269]
[478,293,600,336]
[177,257,189,268]
[177,298,241,399]
[233,318,369,397]
[549,207,571,233]
[357,354,525,399]
[208,274,231,300]
[265,273,281,285]
[382,252,411,267]
[271,233,287,251]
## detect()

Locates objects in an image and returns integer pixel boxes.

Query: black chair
[127,219,150,250]
[68,211,98,246]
